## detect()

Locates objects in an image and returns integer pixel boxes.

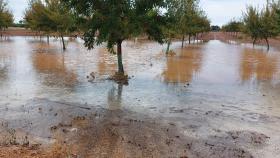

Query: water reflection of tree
[0,62,8,85]
[240,49,278,82]
[32,50,77,88]
[0,55,11,86]
[162,46,203,83]
[107,84,123,110]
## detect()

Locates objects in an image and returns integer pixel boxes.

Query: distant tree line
[222,20,243,36]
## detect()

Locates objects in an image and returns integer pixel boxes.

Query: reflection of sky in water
[0,37,280,115]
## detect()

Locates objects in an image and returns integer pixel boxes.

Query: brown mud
[0,99,272,158]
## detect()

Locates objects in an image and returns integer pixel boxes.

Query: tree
[273,2,280,32]
[0,0,13,37]
[24,0,75,50]
[63,0,167,75]
[191,13,210,42]
[184,0,200,44]
[45,0,76,50]
[243,6,261,46]
[243,4,278,50]
[163,0,181,54]
[24,0,53,41]
[259,4,278,50]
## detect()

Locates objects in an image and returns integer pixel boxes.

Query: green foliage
[63,0,167,52]
[24,0,52,32]
[0,0,13,32]
[243,3,278,50]
[243,6,260,42]
[222,20,244,33]
[259,5,278,39]
[44,0,76,35]
[24,0,75,49]
[62,0,169,74]
[175,0,210,44]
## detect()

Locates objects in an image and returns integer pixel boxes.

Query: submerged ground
[0,35,280,158]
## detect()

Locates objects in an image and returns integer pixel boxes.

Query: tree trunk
[253,38,256,47]
[117,40,124,74]
[61,35,66,50]
[166,39,171,55]
[181,35,185,48]
[0,29,2,39]
[265,38,270,51]
[188,34,191,44]
[47,35,50,44]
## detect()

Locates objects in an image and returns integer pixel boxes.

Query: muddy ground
[0,98,278,158]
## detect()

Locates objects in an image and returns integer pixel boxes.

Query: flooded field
[0,37,280,158]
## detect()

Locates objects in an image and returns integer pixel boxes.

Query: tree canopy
[62,0,168,74]
[243,2,279,50]
[24,0,75,50]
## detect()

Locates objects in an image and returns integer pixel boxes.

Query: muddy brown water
[0,37,280,158]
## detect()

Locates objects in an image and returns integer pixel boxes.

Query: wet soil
[0,99,273,158]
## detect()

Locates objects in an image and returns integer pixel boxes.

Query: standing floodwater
[0,37,280,157]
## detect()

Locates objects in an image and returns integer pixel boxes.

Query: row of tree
[58,0,210,74]
[222,1,280,50]
[1,0,210,76]
[243,1,280,50]
[221,20,243,36]
[164,0,210,54]
[0,0,13,37]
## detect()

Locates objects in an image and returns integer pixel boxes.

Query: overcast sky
[8,0,266,26]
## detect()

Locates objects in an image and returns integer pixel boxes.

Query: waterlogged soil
[0,36,280,157]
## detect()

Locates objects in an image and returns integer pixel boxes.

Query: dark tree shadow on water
[107,83,124,110]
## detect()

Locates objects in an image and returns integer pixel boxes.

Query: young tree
[24,0,53,41]
[184,0,200,44]
[163,0,181,54]
[24,0,75,50]
[259,4,278,50]
[243,6,261,46]
[243,4,278,50]
[0,0,13,37]
[192,13,210,42]
[62,0,167,75]
[45,0,76,50]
